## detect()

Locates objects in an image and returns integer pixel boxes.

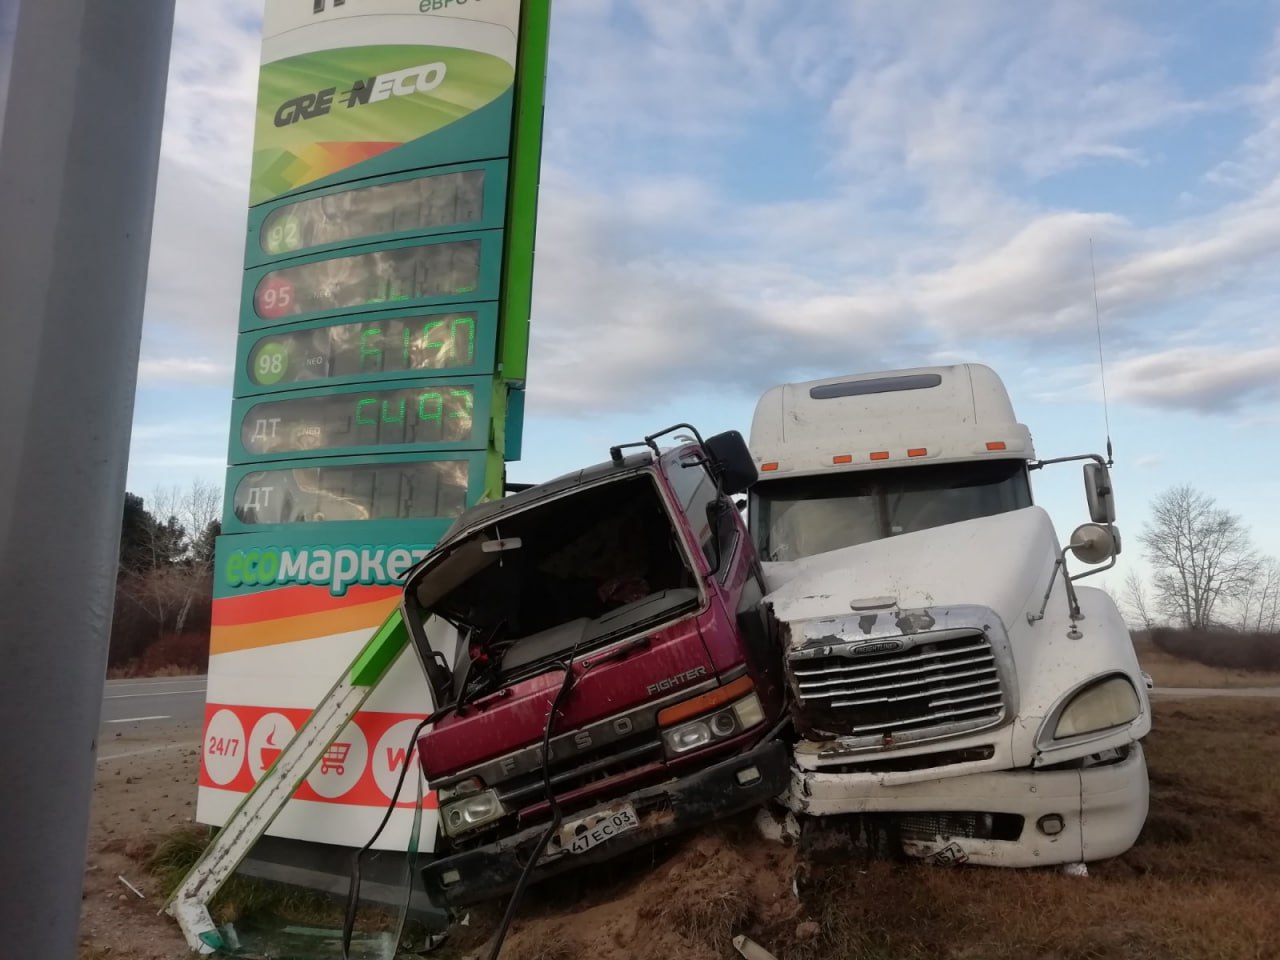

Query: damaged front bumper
[788,742,1149,867]
[421,738,790,908]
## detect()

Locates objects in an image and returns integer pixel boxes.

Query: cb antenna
[1089,238,1114,467]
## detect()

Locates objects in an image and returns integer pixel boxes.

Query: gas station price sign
[230,458,472,527]
[258,168,490,258]
[236,382,479,461]
[244,309,487,391]
[251,237,486,324]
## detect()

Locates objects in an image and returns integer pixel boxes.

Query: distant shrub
[138,631,210,674]
[1151,627,1280,671]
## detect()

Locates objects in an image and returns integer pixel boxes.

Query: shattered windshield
[412,471,700,684]
[751,459,1032,562]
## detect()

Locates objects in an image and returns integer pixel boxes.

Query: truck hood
[761,505,1059,633]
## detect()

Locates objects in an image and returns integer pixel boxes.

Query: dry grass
[455,699,1280,960]
[1133,632,1280,688]
[766,698,1280,960]
[106,662,204,679]
[141,824,425,941]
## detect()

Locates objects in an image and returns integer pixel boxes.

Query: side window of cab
[663,452,741,581]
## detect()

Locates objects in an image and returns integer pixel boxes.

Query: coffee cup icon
[260,727,283,770]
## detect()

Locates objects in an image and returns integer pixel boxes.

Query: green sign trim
[497,0,551,386]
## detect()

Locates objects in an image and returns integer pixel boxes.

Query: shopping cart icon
[320,742,351,776]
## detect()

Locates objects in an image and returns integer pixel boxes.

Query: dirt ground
[80,696,1280,960]
[80,736,203,959]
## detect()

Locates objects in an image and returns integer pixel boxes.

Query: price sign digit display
[252,240,482,323]
[232,459,471,525]
[244,310,484,390]
[206,0,551,853]
[258,169,486,257]
[238,383,478,458]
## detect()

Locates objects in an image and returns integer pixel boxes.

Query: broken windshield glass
[410,472,702,690]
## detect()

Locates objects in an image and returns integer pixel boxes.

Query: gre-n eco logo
[225,544,433,597]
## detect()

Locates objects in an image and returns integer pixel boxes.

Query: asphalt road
[97,675,206,763]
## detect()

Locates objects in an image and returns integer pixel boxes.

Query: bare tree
[165,478,222,634]
[1122,569,1156,631]
[1241,557,1280,633]
[120,478,224,637]
[149,478,219,559]
[178,477,221,557]
[1139,485,1259,630]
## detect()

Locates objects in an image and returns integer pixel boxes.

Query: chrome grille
[791,632,1004,739]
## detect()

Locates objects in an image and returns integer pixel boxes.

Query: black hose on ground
[484,660,579,960]
[341,704,455,960]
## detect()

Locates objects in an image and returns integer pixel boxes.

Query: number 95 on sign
[256,277,296,319]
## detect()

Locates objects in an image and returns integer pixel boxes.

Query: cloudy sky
[128,0,1280,590]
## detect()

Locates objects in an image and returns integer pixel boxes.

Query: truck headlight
[440,789,506,837]
[662,692,765,757]
[1054,677,1141,739]
[665,720,713,754]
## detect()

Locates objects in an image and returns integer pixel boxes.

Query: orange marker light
[907,448,927,458]
[833,454,853,464]
[658,675,755,727]
[870,451,890,461]
[761,462,779,471]
[986,441,1007,451]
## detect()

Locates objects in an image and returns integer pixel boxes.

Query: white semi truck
[748,363,1150,867]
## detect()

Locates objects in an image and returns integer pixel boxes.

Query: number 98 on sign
[252,342,289,385]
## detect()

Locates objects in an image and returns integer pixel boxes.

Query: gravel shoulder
[79,720,202,959]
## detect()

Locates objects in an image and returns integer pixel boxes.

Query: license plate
[555,803,640,857]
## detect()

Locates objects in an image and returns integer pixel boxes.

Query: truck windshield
[750,459,1033,562]
[410,471,701,691]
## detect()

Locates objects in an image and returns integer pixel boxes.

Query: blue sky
[128,0,1280,604]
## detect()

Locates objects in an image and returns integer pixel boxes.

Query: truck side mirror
[1067,522,1118,565]
[1083,462,1116,524]
[704,429,758,495]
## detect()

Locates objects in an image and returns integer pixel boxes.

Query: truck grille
[790,631,1005,740]
[497,736,664,811]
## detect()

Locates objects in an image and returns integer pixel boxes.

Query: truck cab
[400,427,789,909]
[748,364,1151,868]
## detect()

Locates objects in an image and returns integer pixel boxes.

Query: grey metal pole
[0,2,174,957]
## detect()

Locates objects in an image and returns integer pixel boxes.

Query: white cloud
[1110,344,1280,413]
[134,0,1280,436]
[138,2,260,376]
[826,2,1202,195]
[1205,26,1280,190]
[159,0,262,186]
[137,356,233,386]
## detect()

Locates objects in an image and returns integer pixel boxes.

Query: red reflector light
[907,448,927,458]
[986,441,1007,451]
[761,462,779,471]
[870,451,890,461]
[833,454,853,464]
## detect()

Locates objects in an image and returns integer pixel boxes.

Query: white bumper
[786,743,1148,867]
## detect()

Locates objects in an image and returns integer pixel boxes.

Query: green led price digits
[251,341,289,385]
